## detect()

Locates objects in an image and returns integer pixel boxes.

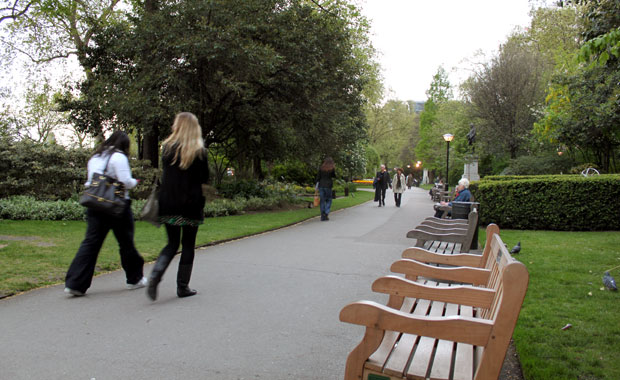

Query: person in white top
[392,167,407,207]
[64,131,146,296]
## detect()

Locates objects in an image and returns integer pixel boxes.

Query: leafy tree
[366,99,417,168]
[415,66,452,180]
[61,0,376,176]
[463,36,546,159]
[0,0,34,23]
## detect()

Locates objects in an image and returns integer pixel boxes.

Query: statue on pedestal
[466,123,476,154]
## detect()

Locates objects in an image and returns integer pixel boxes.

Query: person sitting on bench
[434,177,471,218]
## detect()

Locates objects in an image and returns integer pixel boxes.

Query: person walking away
[316,157,336,221]
[65,131,146,296]
[147,112,209,301]
[393,168,406,207]
[373,164,392,207]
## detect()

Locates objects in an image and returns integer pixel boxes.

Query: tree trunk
[142,127,159,168]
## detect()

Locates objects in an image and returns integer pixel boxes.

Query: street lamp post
[443,134,454,191]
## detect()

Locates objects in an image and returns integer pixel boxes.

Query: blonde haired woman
[147,112,209,301]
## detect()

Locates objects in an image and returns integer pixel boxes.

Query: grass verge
[0,191,373,296]
[490,229,620,380]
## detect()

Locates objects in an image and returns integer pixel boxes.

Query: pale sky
[359,0,533,101]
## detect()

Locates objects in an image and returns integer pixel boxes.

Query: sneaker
[64,287,85,297]
[126,277,148,290]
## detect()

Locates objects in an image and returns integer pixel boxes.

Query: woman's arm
[110,153,138,189]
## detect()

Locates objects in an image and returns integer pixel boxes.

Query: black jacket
[316,169,336,189]
[374,170,391,190]
[158,147,209,221]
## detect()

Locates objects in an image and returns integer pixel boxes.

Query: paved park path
[1,188,435,380]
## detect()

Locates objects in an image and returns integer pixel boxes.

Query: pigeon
[510,241,521,255]
[603,271,617,291]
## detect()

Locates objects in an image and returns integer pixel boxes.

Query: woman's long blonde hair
[162,112,204,169]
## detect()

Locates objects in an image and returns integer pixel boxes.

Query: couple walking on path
[374,165,407,207]
[64,112,208,301]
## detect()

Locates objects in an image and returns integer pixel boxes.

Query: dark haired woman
[64,130,146,296]
[316,157,336,221]
[147,112,209,301]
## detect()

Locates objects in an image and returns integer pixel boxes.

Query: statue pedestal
[463,156,480,182]
[422,168,430,185]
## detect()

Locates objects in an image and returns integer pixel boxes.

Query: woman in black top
[147,112,209,301]
[316,157,336,221]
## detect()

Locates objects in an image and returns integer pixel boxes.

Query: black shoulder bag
[79,152,127,218]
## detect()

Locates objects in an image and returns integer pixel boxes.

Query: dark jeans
[379,188,387,205]
[394,192,402,207]
[65,203,144,293]
[319,187,333,216]
[159,224,199,265]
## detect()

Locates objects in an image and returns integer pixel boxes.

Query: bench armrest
[372,275,496,309]
[401,247,485,267]
[390,259,490,286]
[340,300,493,346]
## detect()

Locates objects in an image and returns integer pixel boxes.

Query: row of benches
[339,215,529,380]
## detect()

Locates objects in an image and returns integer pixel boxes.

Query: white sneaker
[126,277,148,290]
[64,287,85,296]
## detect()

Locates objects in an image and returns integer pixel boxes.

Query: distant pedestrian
[65,131,146,296]
[147,112,209,301]
[373,164,391,207]
[406,173,414,189]
[316,157,336,221]
[392,168,406,207]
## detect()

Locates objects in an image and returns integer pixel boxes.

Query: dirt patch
[500,340,525,380]
[0,235,56,247]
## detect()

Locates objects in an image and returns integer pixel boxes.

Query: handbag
[313,190,320,207]
[140,179,160,227]
[79,153,127,218]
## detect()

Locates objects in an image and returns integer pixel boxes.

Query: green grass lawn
[493,229,620,380]
[0,191,373,296]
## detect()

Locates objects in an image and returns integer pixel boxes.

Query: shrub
[216,179,267,199]
[271,160,316,185]
[502,154,574,175]
[470,175,620,231]
[0,139,160,200]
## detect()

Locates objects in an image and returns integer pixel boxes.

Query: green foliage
[271,161,316,185]
[502,154,575,175]
[0,138,89,200]
[0,138,160,200]
[470,175,620,230]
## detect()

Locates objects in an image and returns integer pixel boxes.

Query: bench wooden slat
[429,302,460,380]
[382,298,431,377]
[406,296,447,379]
[453,305,475,380]
[366,297,417,373]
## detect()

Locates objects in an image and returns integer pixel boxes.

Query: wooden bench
[339,230,528,380]
[401,224,500,269]
[406,208,478,253]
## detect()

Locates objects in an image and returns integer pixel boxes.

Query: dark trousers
[159,224,199,266]
[65,204,144,293]
[394,192,402,207]
[379,188,387,205]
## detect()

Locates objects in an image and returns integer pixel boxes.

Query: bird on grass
[603,271,617,291]
[510,241,521,255]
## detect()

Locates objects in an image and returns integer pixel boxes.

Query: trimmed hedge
[470,175,620,231]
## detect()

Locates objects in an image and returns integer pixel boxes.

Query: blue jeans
[65,203,144,293]
[319,187,333,216]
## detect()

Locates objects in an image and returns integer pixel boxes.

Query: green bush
[0,139,160,200]
[470,175,620,231]
[0,196,147,221]
[502,154,575,175]
[271,160,316,185]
